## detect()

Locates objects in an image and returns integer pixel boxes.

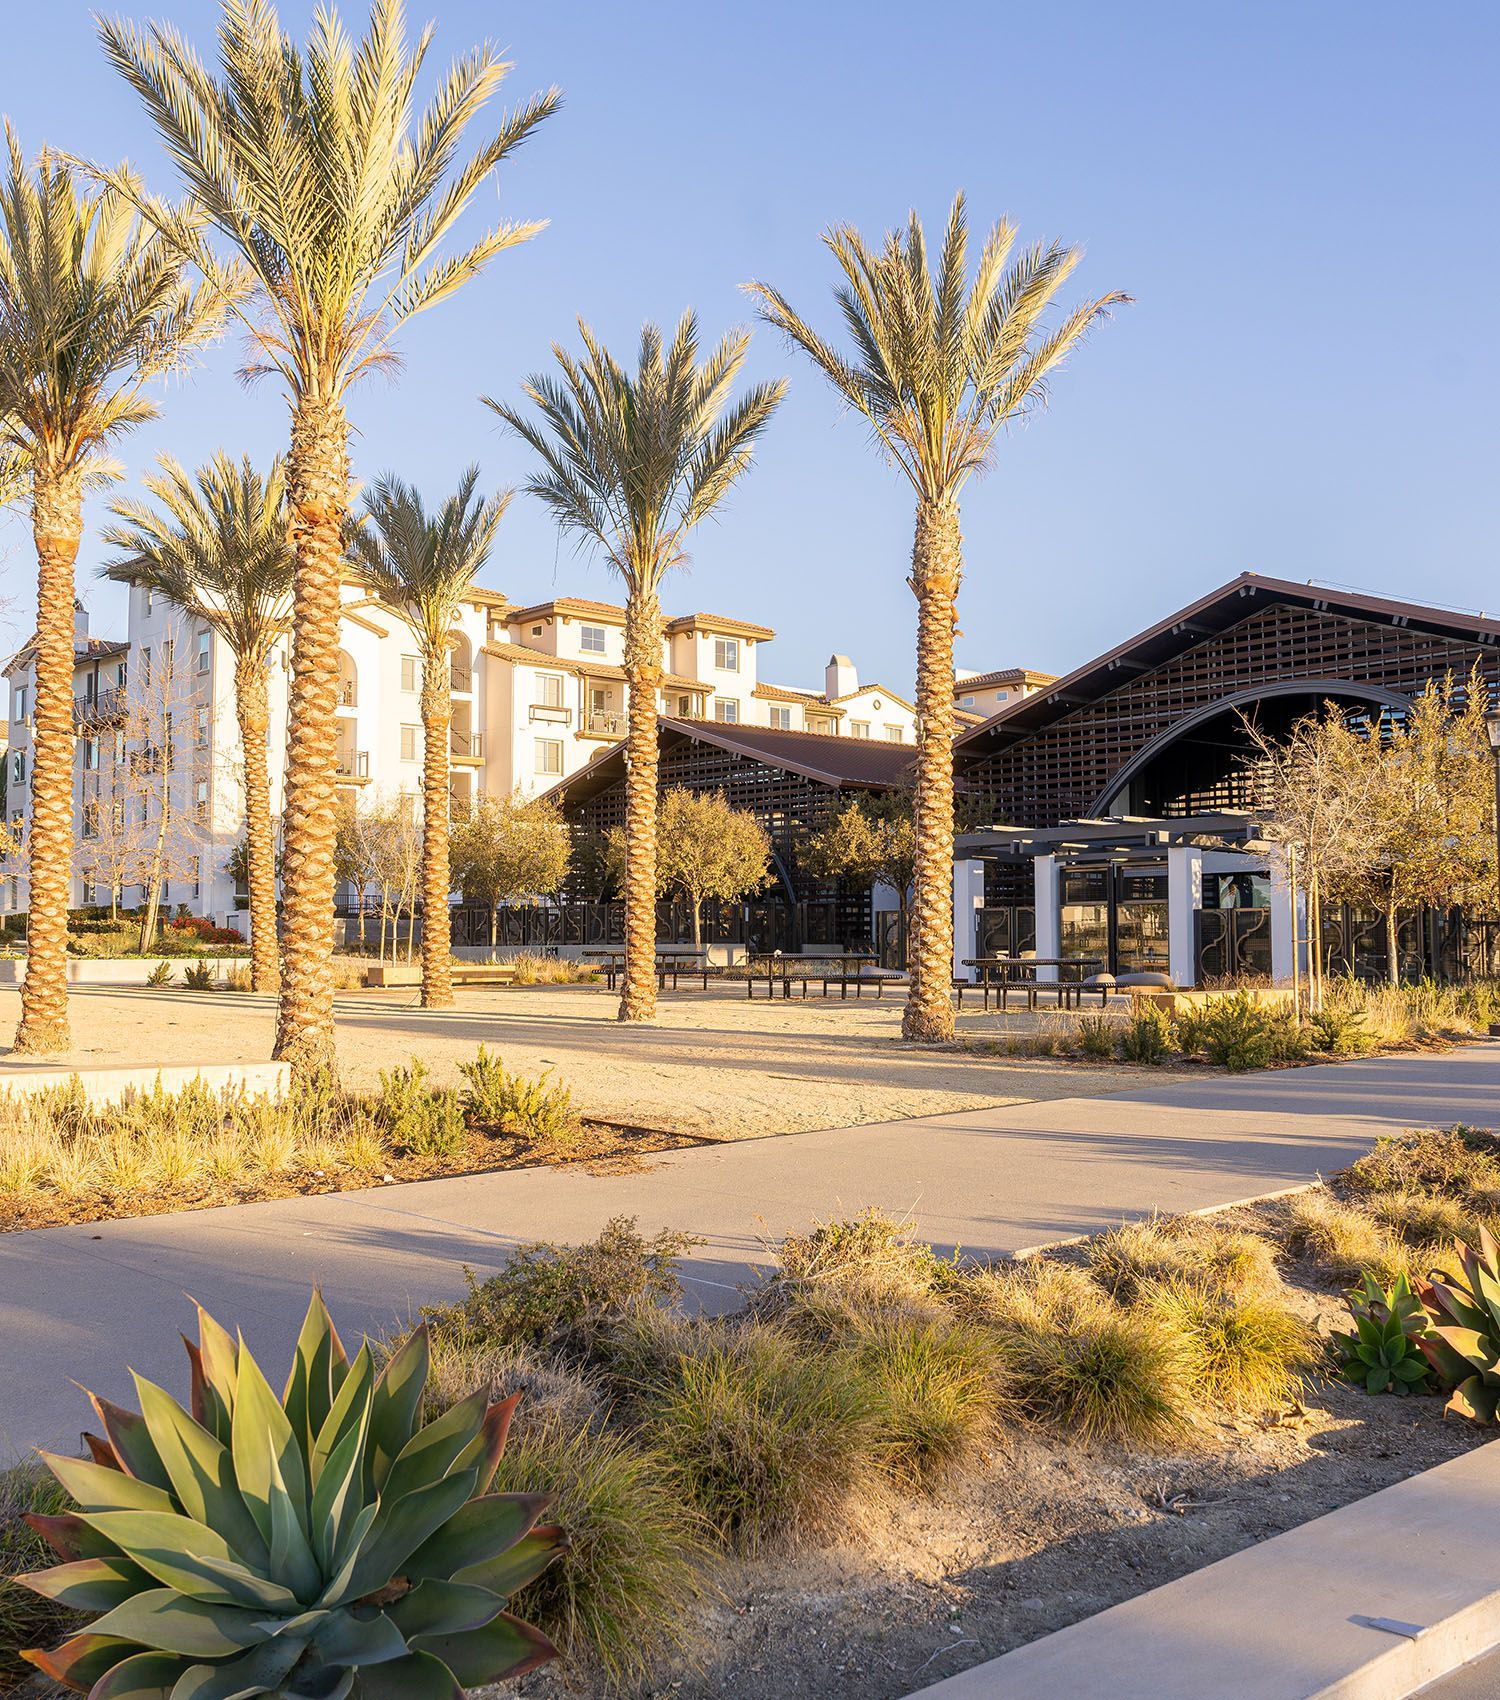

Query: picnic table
[961,956,1108,1011]
[581,948,712,991]
[744,950,881,999]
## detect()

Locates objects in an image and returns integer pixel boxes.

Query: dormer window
[714,637,739,672]
[580,624,606,654]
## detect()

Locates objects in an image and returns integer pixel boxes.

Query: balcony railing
[529,703,571,725]
[337,679,358,709]
[335,749,369,780]
[583,710,625,737]
[74,686,127,725]
[451,729,484,761]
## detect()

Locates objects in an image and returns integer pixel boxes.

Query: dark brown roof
[956,572,1500,756]
[542,717,915,806]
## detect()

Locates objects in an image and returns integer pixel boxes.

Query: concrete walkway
[3,1045,1496,1455]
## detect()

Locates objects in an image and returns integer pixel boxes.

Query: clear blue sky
[3,2,1497,694]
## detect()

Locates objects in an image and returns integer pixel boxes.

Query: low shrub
[401,1087,469,1158]
[428,1216,702,1357]
[457,1042,508,1122]
[509,952,602,986]
[1074,1013,1117,1060]
[1304,1003,1374,1056]
[760,1208,961,1315]
[182,957,216,990]
[1339,1126,1500,1204]
[374,1055,431,1131]
[1121,1002,1175,1064]
[0,1460,77,1691]
[221,961,254,992]
[1284,1191,1412,1285]
[1088,1214,1282,1301]
[1183,992,1305,1071]
[145,959,173,986]
[632,1316,881,1550]
[498,1069,582,1149]
[1140,1278,1311,1410]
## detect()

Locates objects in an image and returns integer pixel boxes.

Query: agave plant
[1333,1271,1432,1396]
[19,1293,566,1697]
[1415,1226,1500,1422]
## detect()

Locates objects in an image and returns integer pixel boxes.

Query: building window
[10,751,23,783]
[143,587,154,616]
[140,647,151,687]
[190,856,201,897]
[195,630,211,674]
[195,706,210,746]
[82,738,100,771]
[401,655,420,692]
[12,685,25,722]
[580,624,606,654]
[850,720,870,739]
[195,780,209,819]
[535,738,563,775]
[538,673,564,708]
[768,705,792,730]
[82,801,98,839]
[885,724,904,742]
[113,731,126,765]
[994,689,1009,704]
[960,695,975,707]
[400,724,420,761]
[713,699,739,724]
[714,637,739,672]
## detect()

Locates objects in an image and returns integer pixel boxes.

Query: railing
[451,729,484,760]
[73,686,127,725]
[583,709,625,737]
[335,748,369,779]
[450,663,472,693]
[529,703,571,725]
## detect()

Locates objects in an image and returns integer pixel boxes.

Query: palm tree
[100,0,558,1075]
[486,316,785,1021]
[0,127,230,1054]
[747,196,1125,1041]
[101,453,294,992]
[348,469,508,1008]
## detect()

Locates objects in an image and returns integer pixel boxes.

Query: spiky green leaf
[133,1374,269,1569]
[353,1649,464,1699]
[86,1587,272,1659]
[410,1609,557,1685]
[405,1492,551,1581]
[14,1554,152,1611]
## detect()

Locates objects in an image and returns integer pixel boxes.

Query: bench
[819,969,902,1000]
[362,962,516,989]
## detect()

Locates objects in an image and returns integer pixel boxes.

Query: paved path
[3,1046,1496,1455]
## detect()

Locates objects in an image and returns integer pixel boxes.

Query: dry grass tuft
[1088,1215,1283,1301]
[1139,1279,1312,1411]
[1339,1126,1500,1204]
[1284,1192,1412,1285]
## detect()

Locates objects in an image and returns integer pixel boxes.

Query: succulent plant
[18,1292,567,1697]
[1414,1226,1500,1422]
[1333,1271,1432,1395]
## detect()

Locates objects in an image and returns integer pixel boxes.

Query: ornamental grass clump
[965,1261,1191,1447]
[1120,1002,1175,1064]
[1087,1215,1283,1301]
[1074,1013,1117,1059]
[0,1461,76,1692]
[629,1315,882,1551]
[1138,1279,1312,1411]
[16,1292,564,1697]
[760,1207,962,1316]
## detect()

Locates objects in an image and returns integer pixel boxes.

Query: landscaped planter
[0,956,246,986]
[1134,985,1296,1016]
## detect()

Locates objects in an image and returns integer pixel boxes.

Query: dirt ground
[504,1263,1490,1700]
[0,983,1145,1140]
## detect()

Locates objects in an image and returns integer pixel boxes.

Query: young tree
[1242,706,1378,1008]
[102,454,294,990]
[748,198,1124,1042]
[349,470,508,1005]
[1332,673,1497,983]
[0,128,230,1051]
[653,789,771,947]
[103,0,558,1073]
[76,757,147,921]
[486,316,784,1022]
[804,793,917,920]
[450,792,572,946]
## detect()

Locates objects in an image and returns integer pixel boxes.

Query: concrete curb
[0,1061,289,1105]
[1008,1179,1319,1259]
[906,1439,1500,1700]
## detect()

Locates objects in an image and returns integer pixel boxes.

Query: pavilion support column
[1167,845,1203,989]
[1033,853,1060,983]
[1270,855,1302,988]
[953,858,984,983]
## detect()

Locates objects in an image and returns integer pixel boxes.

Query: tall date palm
[748,196,1125,1041]
[349,469,508,1008]
[100,0,558,1074]
[102,453,295,992]
[486,316,785,1021]
[0,127,230,1054]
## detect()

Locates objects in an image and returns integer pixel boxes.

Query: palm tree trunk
[903,496,962,1043]
[14,472,82,1054]
[274,397,349,1077]
[420,650,454,1008]
[619,586,663,1021]
[236,658,278,993]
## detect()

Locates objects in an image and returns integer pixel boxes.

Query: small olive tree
[611,789,771,947]
[804,792,917,918]
[450,792,572,945]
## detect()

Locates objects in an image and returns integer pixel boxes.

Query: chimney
[73,599,89,645]
[825,653,858,700]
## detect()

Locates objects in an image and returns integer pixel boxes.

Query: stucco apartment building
[2,581,1044,931]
